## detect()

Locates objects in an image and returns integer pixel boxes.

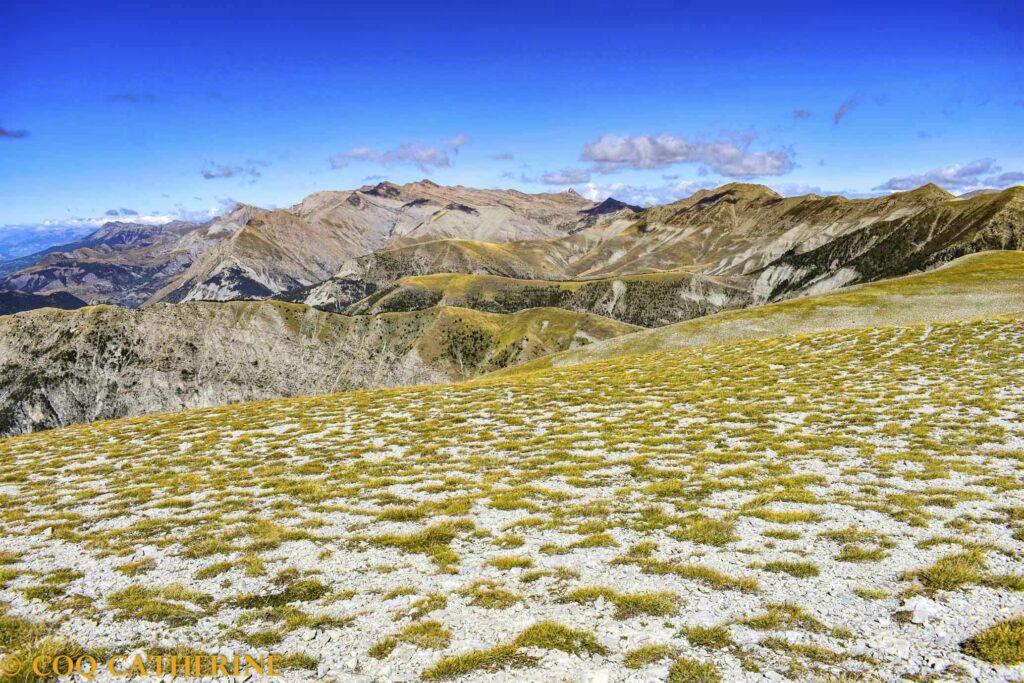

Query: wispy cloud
[793,109,811,120]
[106,92,157,104]
[201,163,262,181]
[873,158,1023,192]
[984,171,1024,187]
[446,133,469,153]
[833,93,863,125]
[489,151,515,160]
[0,127,30,139]
[104,208,139,217]
[580,133,794,178]
[329,136,469,173]
[541,168,592,185]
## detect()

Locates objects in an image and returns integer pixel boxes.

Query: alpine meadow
[2,1,1023,681]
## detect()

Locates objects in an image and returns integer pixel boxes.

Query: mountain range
[0,179,1021,434]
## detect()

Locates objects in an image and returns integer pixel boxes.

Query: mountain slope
[0,206,258,306]
[0,290,87,316]
[500,250,1024,375]
[0,301,634,435]
[283,183,1021,323]
[347,269,751,327]
[2,314,1023,681]
[150,182,632,304]
[753,186,1024,299]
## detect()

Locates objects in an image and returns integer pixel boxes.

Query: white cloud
[580,133,794,178]
[541,168,592,185]
[984,171,1024,188]
[872,158,1018,192]
[331,136,470,173]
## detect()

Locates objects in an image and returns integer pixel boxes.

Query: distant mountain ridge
[0,290,87,316]
[148,180,636,304]
[0,206,258,306]
[281,182,1023,326]
[5,180,1019,330]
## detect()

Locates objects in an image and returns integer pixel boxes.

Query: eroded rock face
[149,182,630,304]
[0,300,634,436]
[284,184,1023,325]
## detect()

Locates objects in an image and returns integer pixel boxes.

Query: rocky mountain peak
[579,197,642,216]
[892,182,954,202]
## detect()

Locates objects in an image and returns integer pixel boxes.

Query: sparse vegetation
[3,296,1024,682]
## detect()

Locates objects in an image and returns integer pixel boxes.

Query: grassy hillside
[1,312,1023,680]
[502,250,1024,375]
[351,269,750,327]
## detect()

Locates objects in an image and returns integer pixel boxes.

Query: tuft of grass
[513,620,606,655]
[486,555,534,570]
[570,532,620,548]
[903,551,986,593]
[396,592,447,621]
[493,534,524,548]
[837,545,887,562]
[275,652,319,671]
[370,520,473,569]
[962,617,1024,664]
[672,517,738,546]
[624,644,673,669]
[371,620,452,658]
[611,591,678,620]
[116,557,156,576]
[195,561,234,580]
[561,586,678,619]
[107,584,199,626]
[680,625,734,650]
[853,587,889,601]
[741,602,826,633]
[460,580,523,609]
[763,529,802,540]
[399,620,451,649]
[421,644,537,681]
[761,560,820,578]
[233,579,330,609]
[744,509,822,524]
[760,636,846,664]
[667,656,721,683]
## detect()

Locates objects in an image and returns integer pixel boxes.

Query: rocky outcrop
[0,300,635,435]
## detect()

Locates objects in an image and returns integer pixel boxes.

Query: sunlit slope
[350,269,750,327]
[2,316,1024,681]
[500,250,1024,376]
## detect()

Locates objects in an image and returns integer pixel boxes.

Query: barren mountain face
[148,181,624,304]
[0,181,1022,435]
[0,300,634,435]
[0,205,259,306]
[283,183,1023,322]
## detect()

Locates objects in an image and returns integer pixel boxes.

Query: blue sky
[1,0,1021,228]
